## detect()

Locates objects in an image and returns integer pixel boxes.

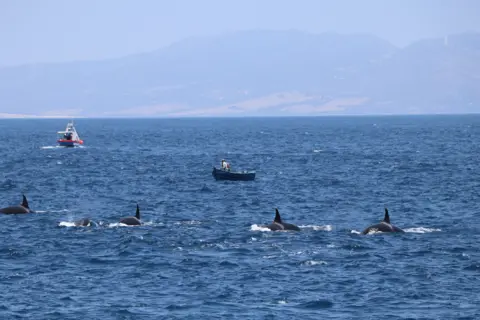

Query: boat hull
[57,139,83,147]
[212,167,256,181]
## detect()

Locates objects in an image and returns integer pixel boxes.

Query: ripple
[298,299,334,309]
[464,264,480,272]
[0,117,479,319]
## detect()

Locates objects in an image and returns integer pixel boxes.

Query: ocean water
[0,116,479,319]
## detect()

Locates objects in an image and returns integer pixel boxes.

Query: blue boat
[212,167,256,181]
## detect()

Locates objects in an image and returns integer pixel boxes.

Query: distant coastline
[0,112,479,119]
[1,30,479,116]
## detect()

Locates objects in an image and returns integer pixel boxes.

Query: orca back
[266,208,300,231]
[120,217,141,226]
[267,222,285,231]
[119,204,142,225]
[282,222,301,231]
[0,206,30,214]
[362,222,404,234]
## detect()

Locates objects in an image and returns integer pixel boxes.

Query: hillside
[0,30,479,117]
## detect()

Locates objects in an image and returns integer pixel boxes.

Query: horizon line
[0,112,479,120]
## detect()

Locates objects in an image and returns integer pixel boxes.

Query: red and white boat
[57,121,84,147]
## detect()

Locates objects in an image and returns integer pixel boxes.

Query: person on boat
[64,132,72,140]
[221,159,231,171]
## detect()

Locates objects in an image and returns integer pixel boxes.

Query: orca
[361,208,404,234]
[73,218,91,227]
[265,208,301,231]
[119,204,142,226]
[0,194,34,214]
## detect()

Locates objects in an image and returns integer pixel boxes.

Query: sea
[0,116,479,319]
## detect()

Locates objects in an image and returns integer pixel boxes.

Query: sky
[1,0,479,66]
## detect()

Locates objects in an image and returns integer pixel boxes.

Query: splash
[108,221,157,228]
[48,209,70,213]
[175,220,202,226]
[109,222,130,227]
[58,221,91,227]
[351,227,441,234]
[404,227,442,233]
[365,229,381,235]
[302,260,328,266]
[250,224,271,232]
[58,221,77,227]
[299,225,333,231]
[352,228,385,235]
[41,145,86,149]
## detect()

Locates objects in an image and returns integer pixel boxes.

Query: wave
[41,145,86,149]
[58,220,164,228]
[404,227,442,233]
[175,220,202,226]
[250,224,332,232]
[299,224,332,231]
[107,221,159,228]
[301,260,328,266]
[58,221,90,227]
[351,226,442,234]
[298,299,334,309]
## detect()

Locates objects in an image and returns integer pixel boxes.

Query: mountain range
[1,29,479,117]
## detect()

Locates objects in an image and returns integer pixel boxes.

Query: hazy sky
[1,0,479,66]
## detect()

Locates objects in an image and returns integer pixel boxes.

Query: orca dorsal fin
[383,208,390,224]
[274,208,282,223]
[21,194,29,209]
[135,204,140,219]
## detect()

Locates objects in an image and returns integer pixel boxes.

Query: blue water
[0,116,479,319]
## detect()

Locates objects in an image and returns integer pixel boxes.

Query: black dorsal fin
[135,204,140,219]
[383,207,390,224]
[274,208,282,223]
[21,194,29,209]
